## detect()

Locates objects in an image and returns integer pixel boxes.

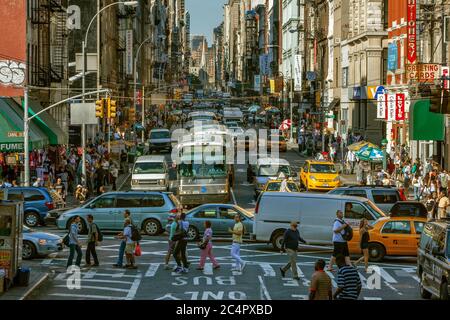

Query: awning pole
[24,87,30,187]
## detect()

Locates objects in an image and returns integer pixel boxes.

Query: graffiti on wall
[0,60,26,87]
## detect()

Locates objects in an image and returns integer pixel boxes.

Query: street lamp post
[81,1,138,184]
[133,36,152,143]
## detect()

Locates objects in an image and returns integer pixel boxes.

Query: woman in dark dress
[354,218,373,273]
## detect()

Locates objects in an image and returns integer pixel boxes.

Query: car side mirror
[432,246,444,257]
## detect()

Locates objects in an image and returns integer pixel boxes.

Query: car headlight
[219,189,227,193]
[310,176,317,181]
[159,179,165,185]
[38,239,47,245]
[132,179,139,185]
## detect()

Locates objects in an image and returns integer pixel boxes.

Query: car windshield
[258,165,291,177]
[178,163,226,178]
[133,162,165,174]
[310,164,337,173]
[150,131,170,139]
[365,200,386,219]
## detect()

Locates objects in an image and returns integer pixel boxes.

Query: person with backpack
[164,214,179,270]
[172,212,190,274]
[114,210,132,268]
[327,209,352,272]
[66,215,82,268]
[228,214,246,272]
[121,218,137,269]
[84,214,101,267]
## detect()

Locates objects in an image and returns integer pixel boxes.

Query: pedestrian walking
[66,216,82,267]
[113,210,132,267]
[437,187,450,219]
[412,174,423,201]
[84,214,99,267]
[173,212,190,273]
[197,220,220,271]
[110,163,119,191]
[327,209,352,272]
[228,214,246,272]
[121,218,137,269]
[164,214,178,270]
[333,254,362,300]
[279,221,306,280]
[309,259,332,300]
[353,218,373,273]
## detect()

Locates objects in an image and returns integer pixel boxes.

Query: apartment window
[342,67,348,88]
[382,48,388,85]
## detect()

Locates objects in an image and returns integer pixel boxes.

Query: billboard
[0,0,26,97]
[406,64,440,82]
[294,55,302,92]
[388,42,398,71]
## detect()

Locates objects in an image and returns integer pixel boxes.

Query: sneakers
[174,267,183,273]
[181,267,189,274]
[280,267,286,278]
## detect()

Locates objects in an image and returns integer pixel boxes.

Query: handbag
[198,239,208,250]
[134,243,142,257]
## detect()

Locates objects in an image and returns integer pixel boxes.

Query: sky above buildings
[186,0,227,44]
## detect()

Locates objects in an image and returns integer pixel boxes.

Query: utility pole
[23,87,29,186]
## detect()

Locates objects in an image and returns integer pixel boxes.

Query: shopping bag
[134,243,142,257]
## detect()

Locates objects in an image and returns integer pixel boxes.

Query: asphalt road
[25,145,423,300]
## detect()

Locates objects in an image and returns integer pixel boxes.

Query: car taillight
[45,202,54,210]
[170,208,179,214]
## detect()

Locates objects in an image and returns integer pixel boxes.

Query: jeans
[199,242,219,268]
[231,242,244,269]
[116,241,126,266]
[281,248,298,277]
[86,241,99,265]
[173,239,188,268]
[67,244,82,267]
[413,186,420,200]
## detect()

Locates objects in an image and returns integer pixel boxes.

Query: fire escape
[245,10,258,90]
[30,0,67,87]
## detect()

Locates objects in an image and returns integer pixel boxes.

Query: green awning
[0,98,49,150]
[409,99,444,141]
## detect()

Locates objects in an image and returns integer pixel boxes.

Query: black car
[389,201,428,218]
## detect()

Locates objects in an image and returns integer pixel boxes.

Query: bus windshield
[178,163,226,178]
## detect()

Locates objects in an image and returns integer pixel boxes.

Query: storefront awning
[0,98,49,151]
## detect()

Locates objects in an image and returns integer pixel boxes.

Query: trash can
[15,267,30,287]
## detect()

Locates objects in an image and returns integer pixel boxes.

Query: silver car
[22,226,62,259]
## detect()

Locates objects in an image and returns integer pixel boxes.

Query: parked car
[0,187,54,227]
[148,128,172,153]
[184,204,254,240]
[348,216,427,262]
[417,219,450,300]
[299,160,341,191]
[22,225,62,259]
[131,155,169,191]
[328,186,406,213]
[56,191,182,236]
[44,206,77,225]
[389,201,428,218]
[252,192,386,250]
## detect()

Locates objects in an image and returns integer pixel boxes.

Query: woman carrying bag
[196,221,220,271]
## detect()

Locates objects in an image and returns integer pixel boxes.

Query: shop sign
[406,64,439,82]
[395,93,406,121]
[387,94,396,121]
[0,143,24,152]
[377,94,387,119]
[407,0,417,64]
[7,131,24,138]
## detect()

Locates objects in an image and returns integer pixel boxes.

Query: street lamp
[133,35,152,143]
[81,1,138,183]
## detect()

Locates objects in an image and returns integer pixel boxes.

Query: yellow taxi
[262,179,301,193]
[299,160,340,191]
[348,215,427,262]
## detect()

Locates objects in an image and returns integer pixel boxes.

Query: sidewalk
[0,270,49,300]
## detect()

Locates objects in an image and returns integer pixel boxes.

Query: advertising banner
[126,30,133,75]
[388,42,398,71]
[387,94,396,121]
[395,93,406,121]
[406,64,439,82]
[377,94,387,119]
[294,55,302,92]
[407,0,417,64]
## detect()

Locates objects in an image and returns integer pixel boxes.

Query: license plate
[323,183,329,187]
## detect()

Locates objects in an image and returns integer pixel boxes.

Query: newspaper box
[0,200,23,289]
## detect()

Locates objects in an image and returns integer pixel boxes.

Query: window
[92,195,115,208]
[143,195,165,207]
[194,208,217,219]
[219,207,239,220]
[343,190,367,198]
[116,195,143,208]
[23,190,45,202]
[391,204,427,218]
[381,221,411,234]
[6,190,25,201]
[0,216,12,237]
[414,222,425,235]
[419,224,434,251]
[344,202,374,220]
[330,189,345,195]
[372,190,399,204]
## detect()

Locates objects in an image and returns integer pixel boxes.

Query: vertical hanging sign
[395,93,405,121]
[387,94,396,121]
[377,94,387,119]
[406,0,417,64]
[126,30,133,75]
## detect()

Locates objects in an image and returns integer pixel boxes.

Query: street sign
[325,115,335,119]
[7,131,24,138]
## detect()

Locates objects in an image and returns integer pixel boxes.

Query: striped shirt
[336,266,362,300]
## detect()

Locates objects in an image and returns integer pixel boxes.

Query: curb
[19,273,49,300]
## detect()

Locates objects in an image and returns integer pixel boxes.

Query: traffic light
[95,99,104,118]
[129,108,136,121]
[108,99,117,119]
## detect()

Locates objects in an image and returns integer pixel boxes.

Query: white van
[131,155,169,191]
[252,192,385,250]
